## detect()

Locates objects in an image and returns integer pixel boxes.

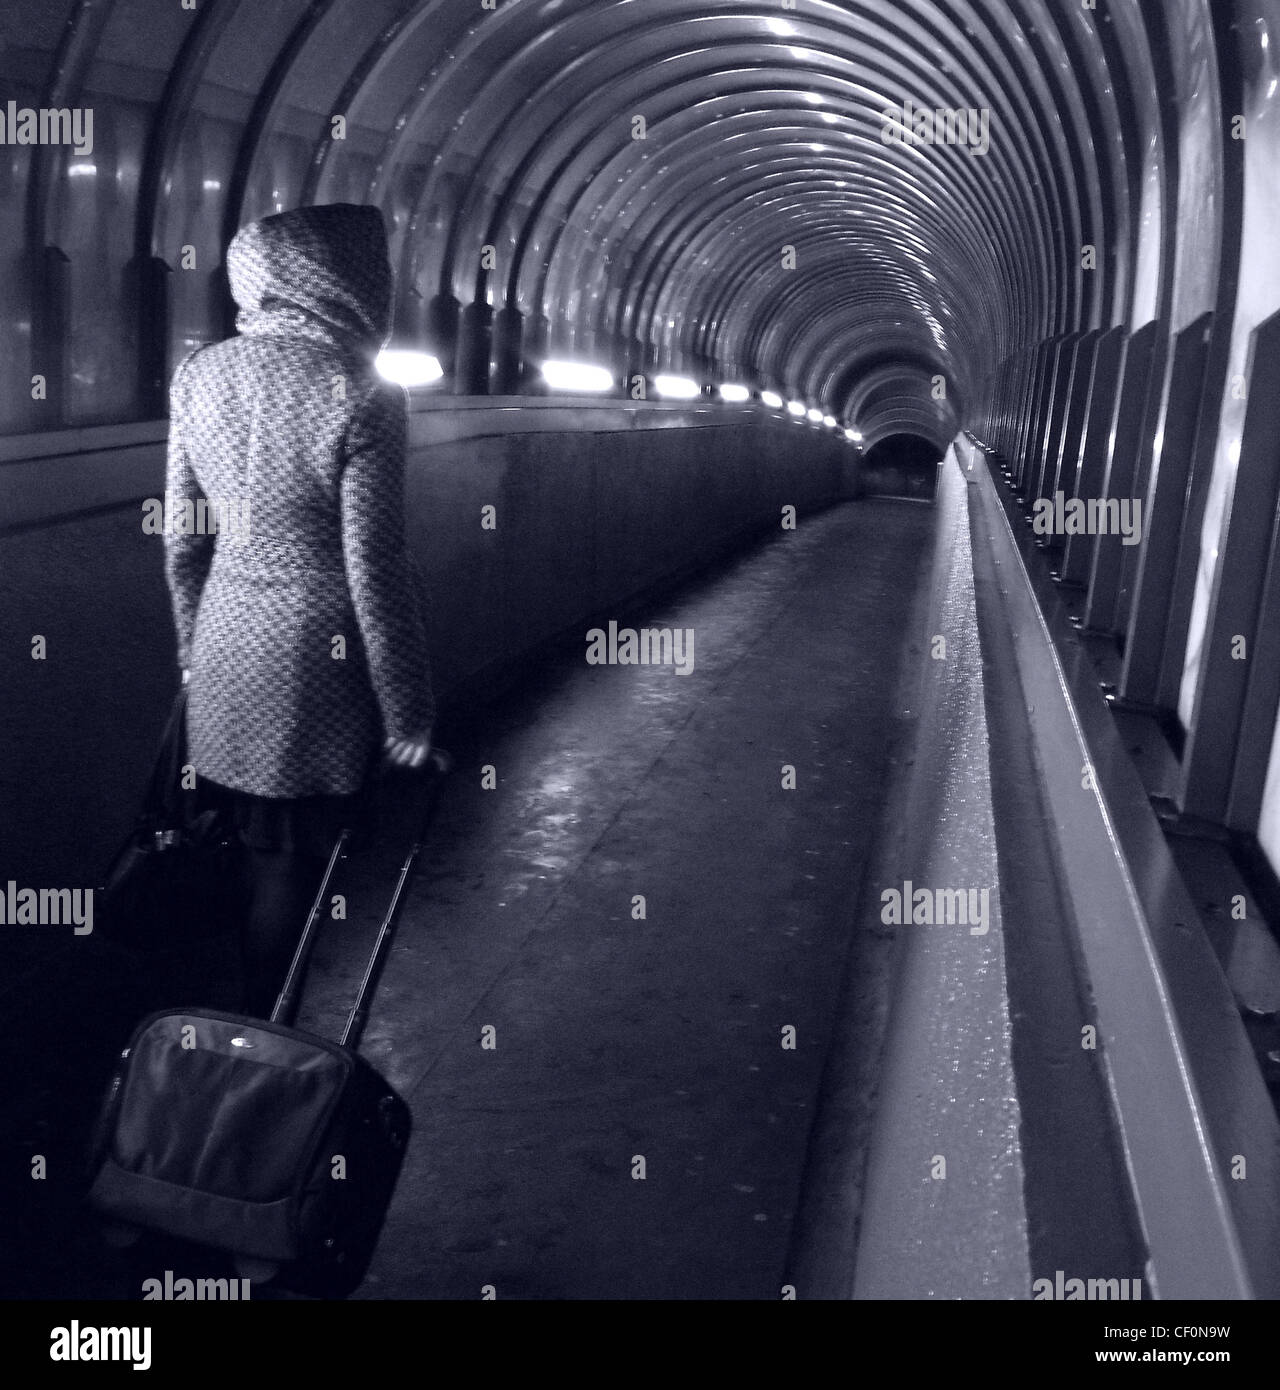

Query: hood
[226,203,393,351]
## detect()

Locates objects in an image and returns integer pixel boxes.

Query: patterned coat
[164,203,435,798]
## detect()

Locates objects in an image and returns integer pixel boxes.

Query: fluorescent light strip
[542,359,614,393]
[654,374,701,399]
[376,350,443,386]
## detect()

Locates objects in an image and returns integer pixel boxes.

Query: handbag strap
[139,685,191,823]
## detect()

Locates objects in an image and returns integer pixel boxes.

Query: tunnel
[2,0,1280,1341]
[858,432,943,499]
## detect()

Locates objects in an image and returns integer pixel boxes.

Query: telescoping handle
[341,748,451,1050]
[271,828,350,1026]
[270,748,452,1031]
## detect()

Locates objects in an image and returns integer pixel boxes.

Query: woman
[164,202,435,1018]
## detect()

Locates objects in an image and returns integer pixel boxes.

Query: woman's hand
[383,728,433,769]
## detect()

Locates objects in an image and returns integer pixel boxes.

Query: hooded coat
[164,203,435,799]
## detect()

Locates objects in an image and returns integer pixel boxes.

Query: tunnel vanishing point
[2,0,1280,1312]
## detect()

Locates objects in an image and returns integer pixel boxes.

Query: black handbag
[97,686,244,946]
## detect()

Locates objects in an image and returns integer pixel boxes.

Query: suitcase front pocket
[112,1014,351,1205]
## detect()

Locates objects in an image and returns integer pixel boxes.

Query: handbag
[97,685,245,947]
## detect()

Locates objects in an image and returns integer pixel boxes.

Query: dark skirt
[204,778,370,858]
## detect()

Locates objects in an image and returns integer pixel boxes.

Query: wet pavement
[3,497,935,1300]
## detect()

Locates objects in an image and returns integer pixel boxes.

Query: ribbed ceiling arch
[29,0,1172,447]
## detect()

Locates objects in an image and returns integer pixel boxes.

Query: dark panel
[1119,311,1214,706]
[1180,310,1280,822]
[1062,324,1126,587]
[1084,320,1159,633]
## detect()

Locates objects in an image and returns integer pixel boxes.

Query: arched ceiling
[11,0,1172,448]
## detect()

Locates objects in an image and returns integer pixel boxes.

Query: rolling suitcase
[86,757,448,1297]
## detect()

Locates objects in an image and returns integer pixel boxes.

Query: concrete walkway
[4,497,937,1300]
[316,497,936,1299]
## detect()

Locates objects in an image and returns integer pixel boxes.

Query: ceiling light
[376,350,443,387]
[542,359,614,393]
[655,374,701,399]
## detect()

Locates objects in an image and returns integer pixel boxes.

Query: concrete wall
[0,403,857,885]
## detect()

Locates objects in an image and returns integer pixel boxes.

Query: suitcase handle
[341,756,449,1049]
[270,828,351,1025]
[270,749,451,1031]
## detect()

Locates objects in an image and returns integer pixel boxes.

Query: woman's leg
[240,848,327,1020]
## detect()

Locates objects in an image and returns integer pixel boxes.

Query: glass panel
[1178,5,1280,732]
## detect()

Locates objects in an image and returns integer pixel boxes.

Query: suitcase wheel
[234,1255,281,1284]
[99,1221,142,1250]
[378,1094,409,1148]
